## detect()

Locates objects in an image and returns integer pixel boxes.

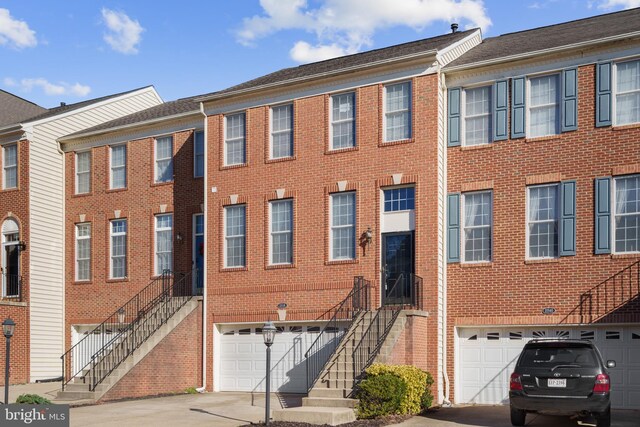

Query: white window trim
[269,199,293,265]
[2,144,18,190]
[525,183,560,260]
[383,81,412,143]
[109,144,127,190]
[193,129,205,177]
[154,135,174,183]
[526,73,560,138]
[329,92,356,150]
[329,191,356,261]
[75,223,91,281]
[612,174,640,255]
[223,113,246,166]
[224,204,246,268]
[461,85,492,147]
[154,214,173,275]
[612,58,640,127]
[74,150,90,194]
[461,190,493,263]
[269,104,294,160]
[110,219,127,279]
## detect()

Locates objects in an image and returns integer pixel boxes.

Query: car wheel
[595,406,611,427]
[510,405,526,426]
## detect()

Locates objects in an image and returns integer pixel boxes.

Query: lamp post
[262,321,276,425]
[3,318,15,405]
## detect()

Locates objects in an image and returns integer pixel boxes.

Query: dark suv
[509,339,616,427]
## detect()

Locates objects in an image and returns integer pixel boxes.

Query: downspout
[196,103,208,393]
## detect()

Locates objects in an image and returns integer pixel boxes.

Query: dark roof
[0,90,46,128]
[448,7,640,69]
[19,86,155,124]
[61,95,201,139]
[200,29,477,99]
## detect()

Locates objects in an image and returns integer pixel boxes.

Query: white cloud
[597,0,640,8]
[101,8,144,54]
[237,0,491,63]
[0,8,37,49]
[6,77,91,97]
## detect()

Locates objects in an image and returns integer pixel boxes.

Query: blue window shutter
[511,77,526,138]
[596,62,612,127]
[559,180,577,256]
[448,88,461,147]
[493,80,508,141]
[594,177,611,254]
[561,68,578,132]
[447,193,460,263]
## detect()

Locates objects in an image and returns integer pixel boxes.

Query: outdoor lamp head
[262,321,276,347]
[2,318,15,338]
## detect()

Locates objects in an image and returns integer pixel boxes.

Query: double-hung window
[330,192,356,260]
[615,59,640,125]
[225,113,246,166]
[529,74,559,137]
[271,104,293,159]
[527,184,559,259]
[75,151,90,194]
[225,205,246,268]
[155,136,173,183]
[614,175,640,253]
[155,214,173,275]
[463,86,491,146]
[194,130,205,177]
[270,200,293,265]
[110,145,127,189]
[462,191,492,262]
[3,144,17,190]
[110,219,127,279]
[384,82,411,142]
[331,92,355,149]
[75,223,91,281]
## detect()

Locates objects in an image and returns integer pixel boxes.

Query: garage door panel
[461,348,481,363]
[628,348,640,365]
[483,348,503,362]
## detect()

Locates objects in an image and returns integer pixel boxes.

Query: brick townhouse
[442,9,640,409]
[0,87,162,385]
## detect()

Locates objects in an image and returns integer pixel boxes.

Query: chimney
[60,102,66,107]
[451,23,459,33]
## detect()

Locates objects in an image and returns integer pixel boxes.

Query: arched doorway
[2,218,21,298]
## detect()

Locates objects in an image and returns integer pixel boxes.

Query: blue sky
[0,0,638,108]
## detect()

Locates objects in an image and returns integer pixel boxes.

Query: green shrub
[356,373,406,419]
[364,363,434,415]
[184,387,198,394]
[16,394,52,404]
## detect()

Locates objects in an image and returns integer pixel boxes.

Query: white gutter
[0,123,23,135]
[444,30,640,73]
[196,102,208,393]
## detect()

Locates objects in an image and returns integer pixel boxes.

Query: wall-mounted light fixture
[277,303,288,321]
[364,227,373,246]
[18,241,27,251]
[176,232,184,244]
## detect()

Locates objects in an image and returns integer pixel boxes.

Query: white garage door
[457,326,640,409]
[219,323,344,393]
[71,325,124,375]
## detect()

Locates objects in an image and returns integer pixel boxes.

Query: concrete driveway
[399,405,640,427]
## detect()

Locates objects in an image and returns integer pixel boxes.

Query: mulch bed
[242,414,412,427]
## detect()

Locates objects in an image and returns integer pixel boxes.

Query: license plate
[548,378,566,388]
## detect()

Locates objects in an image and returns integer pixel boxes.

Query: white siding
[28,88,161,380]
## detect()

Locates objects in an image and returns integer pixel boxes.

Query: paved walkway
[2,381,61,403]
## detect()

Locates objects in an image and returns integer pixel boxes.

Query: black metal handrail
[353,273,423,384]
[560,259,640,324]
[1,273,21,300]
[305,276,370,392]
[61,269,197,391]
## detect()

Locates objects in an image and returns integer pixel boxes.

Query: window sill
[220,163,248,171]
[151,181,174,188]
[325,259,359,266]
[106,278,129,283]
[525,135,561,144]
[193,175,204,180]
[0,300,27,307]
[461,143,493,151]
[106,188,127,194]
[71,192,92,198]
[460,262,493,268]
[266,263,296,270]
[612,122,640,131]
[73,280,93,285]
[325,146,358,155]
[379,138,413,148]
[266,156,296,164]
[611,253,640,259]
[221,267,248,272]
[524,258,560,265]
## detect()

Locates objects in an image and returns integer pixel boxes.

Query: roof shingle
[0,90,46,128]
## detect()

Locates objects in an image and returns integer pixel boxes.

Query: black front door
[381,232,414,305]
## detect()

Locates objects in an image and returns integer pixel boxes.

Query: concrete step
[272,407,356,426]
[303,397,357,408]
[319,370,355,380]
[51,397,96,407]
[308,388,350,398]
[317,378,354,389]
[56,390,96,400]
[62,383,90,392]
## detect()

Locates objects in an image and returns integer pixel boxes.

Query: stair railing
[61,269,197,391]
[560,259,640,324]
[305,276,370,392]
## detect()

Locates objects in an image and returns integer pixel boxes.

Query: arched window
[2,218,20,297]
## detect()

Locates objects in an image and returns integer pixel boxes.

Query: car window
[519,346,598,368]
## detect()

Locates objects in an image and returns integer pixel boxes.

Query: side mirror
[606,360,616,369]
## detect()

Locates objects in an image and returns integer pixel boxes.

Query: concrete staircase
[55,297,199,404]
[272,310,410,425]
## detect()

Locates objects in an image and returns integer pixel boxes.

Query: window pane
[385,82,411,141]
[464,86,491,146]
[225,205,246,267]
[271,105,293,158]
[528,186,557,221]
[383,187,415,212]
[331,192,355,260]
[111,220,127,278]
[529,75,559,137]
[271,200,293,264]
[617,60,640,93]
[463,192,492,262]
[156,214,173,275]
[614,175,640,253]
[332,93,355,149]
[616,92,640,125]
[155,137,173,182]
[76,223,91,281]
[528,185,559,258]
[111,145,126,189]
[76,151,90,194]
[225,115,245,166]
[111,145,126,167]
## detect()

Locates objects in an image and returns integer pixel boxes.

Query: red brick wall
[0,138,31,384]
[388,315,430,371]
[446,64,640,400]
[99,301,203,401]
[64,130,204,348]
[206,75,442,391]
